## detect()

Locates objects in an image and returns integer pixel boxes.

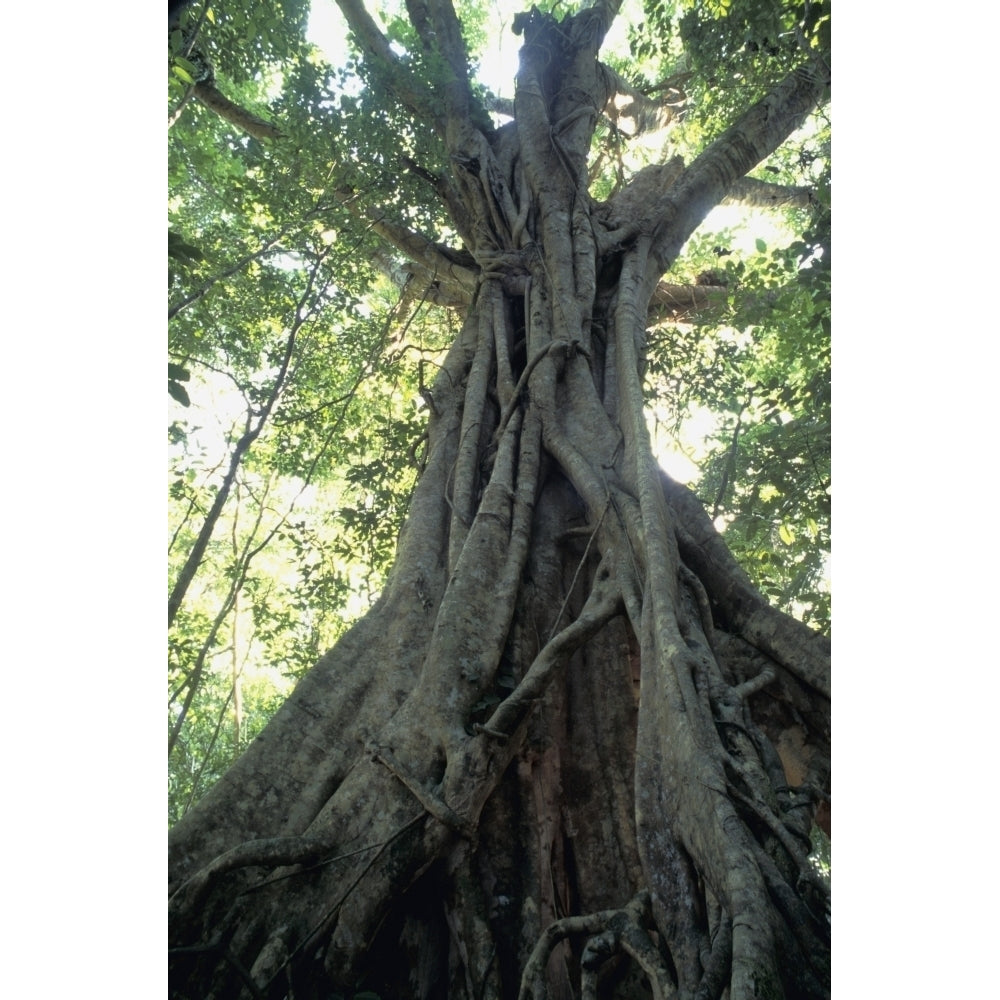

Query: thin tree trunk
[168,252,328,626]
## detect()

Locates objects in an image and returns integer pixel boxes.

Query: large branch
[335,0,442,129]
[407,0,491,149]
[647,280,728,323]
[660,471,830,699]
[722,176,814,210]
[371,250,473,310]
[651,64,829,273]
[602,65,683,137]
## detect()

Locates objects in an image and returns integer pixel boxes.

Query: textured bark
[169,5,830,999]
[722,177,815,210]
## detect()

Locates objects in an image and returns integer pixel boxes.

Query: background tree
[168,2,830,998]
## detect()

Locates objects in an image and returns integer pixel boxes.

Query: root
[372,746,475,839]
[519,892,674,1000]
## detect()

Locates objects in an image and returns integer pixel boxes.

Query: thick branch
[722,176,814,210]
[192,81,281,141]
[650,63,829,272]
[335,0,442,128]
[410,0,492,150]
[603,65,681,136]
[647,280,728,323]
[371,251,472,310]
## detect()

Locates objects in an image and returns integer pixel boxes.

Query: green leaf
[169,380,191,407]
[168,363,191,383]
[755,237,767,253]
[778,523,795,545]
[172,64,196,85]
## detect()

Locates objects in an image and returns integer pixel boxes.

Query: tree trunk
[168,6,830,999]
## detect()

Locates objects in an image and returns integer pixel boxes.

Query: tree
[168,2,831,998]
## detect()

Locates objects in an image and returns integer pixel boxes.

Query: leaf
[172,64,196,85]
[755,237,767,253]
[778,523,795,545]
[168,363,191,383]
[169,380,192,407]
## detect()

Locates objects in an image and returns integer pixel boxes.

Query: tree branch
[335,0,442,129]
[650,63,829,273]
[371,250,473,310]
[168,251,330,626]
[192,81,282,141]
[722,176,814,210]
[410,0,489,143]
[333,187,478,292]
[647,280,729,324]
[603,64,683,137]
[168,223,299,320]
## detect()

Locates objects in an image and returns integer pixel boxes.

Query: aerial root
[168,833,335,919]
[371,746,475,839]
[729,665,776,701]
[518,891,675,1000]
[726,781,811,867]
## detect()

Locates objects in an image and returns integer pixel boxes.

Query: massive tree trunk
[168,4,830,998]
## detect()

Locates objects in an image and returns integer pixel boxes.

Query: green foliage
[809,823,831,880]
[171,0,311,85]
[630,0,829,143]
[168,362,192,407]
[169,654,290,824]
[645,131,830,631]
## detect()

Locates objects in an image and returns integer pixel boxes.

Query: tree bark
[169,6,830,998]
[723,177,814,210]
